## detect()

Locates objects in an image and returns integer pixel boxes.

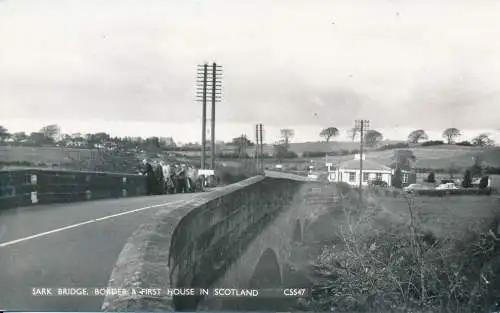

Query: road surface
[0,192,206,311]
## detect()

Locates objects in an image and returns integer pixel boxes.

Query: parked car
[436,182,458,190]
[403,183,428,193]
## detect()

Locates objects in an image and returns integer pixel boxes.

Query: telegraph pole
[210,62,222,170]
[259,123,264,172]
[255,124,260,172]
[255,123,264,173]
[355,119,370,190]
[196,64,208,169]
[196,62,222,170]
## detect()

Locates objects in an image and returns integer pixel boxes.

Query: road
[0,192,205,311]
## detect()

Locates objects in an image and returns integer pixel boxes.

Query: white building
[326,154,393,187]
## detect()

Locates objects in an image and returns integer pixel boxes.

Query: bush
[304,194,500,312]
[335,182,354,196]
[485,166,500,175]
[303,151,327,158]
[378,142,409,151]
[413,188,492,196]
[426,172,435,183]
[421,140,445,146]
[462,169,472,188]
[0,161,33,167]
[392,168,402,188]
[456,141,473,146]
[277,151,298,159]
[217,153,247,159]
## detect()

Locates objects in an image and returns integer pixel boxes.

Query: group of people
[140,159,205,195]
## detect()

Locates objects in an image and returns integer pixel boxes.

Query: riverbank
[291,191,500,312]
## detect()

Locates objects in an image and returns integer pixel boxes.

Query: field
[0,145,102,165]
[373,195,500,239]
[304,192,500,312]
[279,144,500,169]
[286,140,404,155]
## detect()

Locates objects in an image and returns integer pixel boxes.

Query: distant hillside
[322,145,500,170]
[288,140,405,156]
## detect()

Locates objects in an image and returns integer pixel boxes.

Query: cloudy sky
[1,0,500,144]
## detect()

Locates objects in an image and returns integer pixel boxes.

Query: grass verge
[301,186,500,312]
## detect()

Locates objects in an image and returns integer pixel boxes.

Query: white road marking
[0,198,189,248]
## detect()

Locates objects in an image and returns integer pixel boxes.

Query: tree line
[317,126,495,147]
[0,124,183,152]
[0,124,265,156]
[0,124,495,160]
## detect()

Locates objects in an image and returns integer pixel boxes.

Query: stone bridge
[102,170,337,311]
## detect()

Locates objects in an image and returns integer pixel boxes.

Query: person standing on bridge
[176,164,187,193]
[153,161,165,194]
[160,161,172,194]
[185,164,197,193]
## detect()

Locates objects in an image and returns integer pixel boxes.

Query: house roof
[338,158,392,172]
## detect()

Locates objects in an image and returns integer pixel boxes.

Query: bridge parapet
[0,169,146,210]
[103,171,341,311]
[102,173,307,311]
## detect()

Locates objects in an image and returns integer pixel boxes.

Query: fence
[0,169,147,210]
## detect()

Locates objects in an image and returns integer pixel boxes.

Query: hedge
[414,188,492,196]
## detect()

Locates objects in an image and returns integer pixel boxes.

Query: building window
[348,172,356,182]
[402,173,408,183]
[363,173,369,182]
[376,173,382,181]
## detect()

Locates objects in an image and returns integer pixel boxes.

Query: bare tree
[407,129,428,144]
[348,127,359,142]
[442,128,461,144]
[364,130,384,148]
[232,135,252,157]
[280,128,295,149]
[0,125,10,143]
[472,133,495,147]
[320,127,339,142]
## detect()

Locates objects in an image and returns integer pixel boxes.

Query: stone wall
[0,169,146,210]
[101,174,305,311]
[102,171,338,311]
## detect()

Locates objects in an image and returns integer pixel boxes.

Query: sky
[1,0,500,144]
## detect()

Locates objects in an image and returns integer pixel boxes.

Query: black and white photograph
[1,0,500,312]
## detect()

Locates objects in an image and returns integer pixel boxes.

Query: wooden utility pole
[355,119,370,190]
[255,124,260,172]
[255,123,264,173]
[196,64,208,169]
[210,62,222,170]
[196,62,222,170]
[259,123,264,172]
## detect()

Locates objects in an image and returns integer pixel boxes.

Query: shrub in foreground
[303,192,500,312]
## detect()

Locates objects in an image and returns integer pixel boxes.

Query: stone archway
[242,248,288,311]
[249,248,282,288]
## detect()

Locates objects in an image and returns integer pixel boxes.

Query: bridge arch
[249,248,282,288]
